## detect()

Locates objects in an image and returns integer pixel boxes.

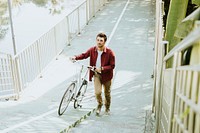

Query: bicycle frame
[71,62,90,100]
[58,60,95,115]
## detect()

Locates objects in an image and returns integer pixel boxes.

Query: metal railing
[0,53,18,99]
[153,1,200,132]
[0,0,108,99]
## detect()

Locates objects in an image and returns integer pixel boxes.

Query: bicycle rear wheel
[58,83,75,116]
[74,80,88,109]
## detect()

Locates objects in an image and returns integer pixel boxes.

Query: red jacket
[75,46,115,83]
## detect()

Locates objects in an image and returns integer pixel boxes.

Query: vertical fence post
[66,16,71,46]
[7,0,17,55]
[154,0,165,132]
[155,41,167,133]
[92,0,95,17]
[77,7,81,34]
[12,56,22,99]
[152,0,159,113]
[36,41,42,78]
[167,52,181,133]
[54,27,58,57]
[86,0,89,25]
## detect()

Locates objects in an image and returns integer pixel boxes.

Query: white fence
[0,53,18,99]
[0,0,109,99]
[157,25,200,133]
[153,0,200,132]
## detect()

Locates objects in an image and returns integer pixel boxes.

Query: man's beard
[97,44,103,48]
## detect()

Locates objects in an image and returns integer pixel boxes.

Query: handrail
[182,7,200,22]
[176,92,200,114]
[164,26,200,61]
[177,64,200,71]
[67,1,86,17]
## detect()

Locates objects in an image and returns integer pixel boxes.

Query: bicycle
[58,60,96,116]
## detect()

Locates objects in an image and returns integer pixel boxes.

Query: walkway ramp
[0,0,156,132]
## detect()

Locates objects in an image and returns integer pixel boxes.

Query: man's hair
[96,33,107,42]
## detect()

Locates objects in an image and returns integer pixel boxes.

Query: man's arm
[101,51,115,73]
[71,47,92,61]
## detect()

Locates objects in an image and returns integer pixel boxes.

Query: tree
[165,0,189,51]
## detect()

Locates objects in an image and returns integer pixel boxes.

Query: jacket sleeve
[75,48,91,60]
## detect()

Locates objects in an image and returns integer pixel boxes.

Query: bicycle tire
[74,80,88,109]
[58,83,75,116]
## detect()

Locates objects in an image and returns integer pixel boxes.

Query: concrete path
[0,0,156,132]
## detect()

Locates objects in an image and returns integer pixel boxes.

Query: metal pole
[92,0,95,17]
[86,0,89,25]
[8,0,17,55]
[77,7,80,34]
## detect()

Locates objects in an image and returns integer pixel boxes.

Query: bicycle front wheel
[74,80,88,109]
[58,83,75,116]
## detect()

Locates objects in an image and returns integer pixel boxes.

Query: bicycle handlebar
[69,58,101,74]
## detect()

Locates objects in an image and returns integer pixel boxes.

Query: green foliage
[164,0,189,67]
[175,7,200,39]
[175,20,194,39]
[31,0,49,7]
[192,0,200,5]
[165,0,189,51]
[180,107,190,119]
[172,107,190,122]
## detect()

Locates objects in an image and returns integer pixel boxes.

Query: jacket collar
[95,46,107,53]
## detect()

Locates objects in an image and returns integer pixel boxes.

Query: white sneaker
[105,109,110,115]
[96,109,101,116]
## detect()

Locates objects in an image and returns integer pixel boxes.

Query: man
[71,33,115,115]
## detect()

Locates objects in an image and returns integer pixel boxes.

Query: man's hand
[95,67,101,74]
[69,56,76,63]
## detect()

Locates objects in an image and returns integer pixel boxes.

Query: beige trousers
[94,74,112,110]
